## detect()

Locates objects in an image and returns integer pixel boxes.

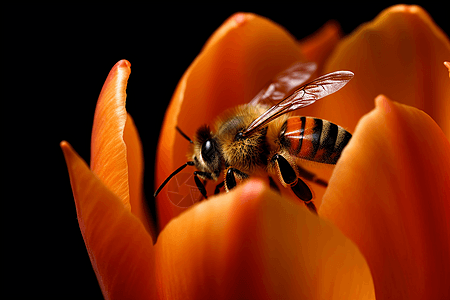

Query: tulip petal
[298,21,342,70]
[156,13,306,230]
[155,179,375,300]
[91,59,132,209]
[61,141,156,300]
[302,5,450,138]
[320,96,450,299]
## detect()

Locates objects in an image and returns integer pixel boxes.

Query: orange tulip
[61,5,450,300]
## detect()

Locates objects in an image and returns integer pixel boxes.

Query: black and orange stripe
[279,116,351,164]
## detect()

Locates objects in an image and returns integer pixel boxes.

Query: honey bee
[154,62,354,213]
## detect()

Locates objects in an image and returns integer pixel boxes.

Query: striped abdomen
[279,116,351,164]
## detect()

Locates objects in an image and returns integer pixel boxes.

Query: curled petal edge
[91,59,131,210]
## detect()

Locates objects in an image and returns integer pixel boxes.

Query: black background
[11,3,447,298]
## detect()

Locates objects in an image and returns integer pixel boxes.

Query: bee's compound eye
[235,131,244,141]
[201,139,215,163]
[202,140,212,153]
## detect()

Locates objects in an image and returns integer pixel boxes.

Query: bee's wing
[248,62,317,107]
[244,71,354,136]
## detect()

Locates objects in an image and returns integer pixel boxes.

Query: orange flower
[61,5,450,300]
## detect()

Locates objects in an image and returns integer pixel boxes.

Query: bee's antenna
[176,126,193,144]
[154,161,195,197]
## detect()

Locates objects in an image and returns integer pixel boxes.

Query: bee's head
[190,125,223,180]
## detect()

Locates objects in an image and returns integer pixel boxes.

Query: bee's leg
[291,178,317,214]
[271,154,313,200]
[225,167,248,191]
[193,171,210,199]
[304,201,317,214]
[291,177,313,201]
[271,154,297,186]
[214,181,224,195]
[271,154,316,214]
[296,164,328,187]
